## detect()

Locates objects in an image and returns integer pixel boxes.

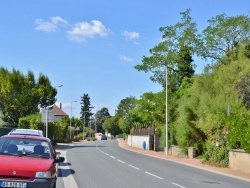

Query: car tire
[53,180,56,188]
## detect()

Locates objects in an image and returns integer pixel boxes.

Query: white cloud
[123,30,140,40]
[35,16,68,32]
[67,20,110,42]
[35,19,57,32]
[51,16,68,25]
[120,55,134,62]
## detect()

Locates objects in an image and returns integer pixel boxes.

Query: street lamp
[165,66,168,155]
[41,84,63,138]
[70,100,77,139]
[152,51,168,155]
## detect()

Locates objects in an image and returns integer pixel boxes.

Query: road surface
[57,140,250,188]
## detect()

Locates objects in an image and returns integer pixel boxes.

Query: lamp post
[70,100,77,139]
[165,65,168,155]
[41,84,63,138]
[152,52,168,155]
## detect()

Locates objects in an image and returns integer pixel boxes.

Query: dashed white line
[172,182,186,188]
[145,172,163,180]
[117,159,125,164]
[128,164,140,170]
[97,146,186,188]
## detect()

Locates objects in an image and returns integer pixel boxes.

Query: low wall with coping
[229,150,250,173]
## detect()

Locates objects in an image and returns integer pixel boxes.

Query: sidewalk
[117,139,250,182]
[55,139,250,182]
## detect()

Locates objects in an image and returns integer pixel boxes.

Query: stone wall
[229,150,250,173]
[168,145,187,157]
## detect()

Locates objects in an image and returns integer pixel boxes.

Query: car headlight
[35,171,52,178]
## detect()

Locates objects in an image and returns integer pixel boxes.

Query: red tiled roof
[53,105,67,116]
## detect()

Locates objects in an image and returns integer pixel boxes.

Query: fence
[133,127,155,135]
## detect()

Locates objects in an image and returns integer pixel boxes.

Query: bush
[203,140,229,167]
[227,110,250,153]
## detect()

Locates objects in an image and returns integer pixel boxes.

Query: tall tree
[95,107,110,132]
[134,9,196,148]
[102,116,121,136]
[135,9,197,89]
[197,13,250,61]
[176,45,195,88]
[37,73,57,108]
[80,93,94,129]
[0,67,56,127]
[115,96,136,119]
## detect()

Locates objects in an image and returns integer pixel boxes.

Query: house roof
[53,105,67,116]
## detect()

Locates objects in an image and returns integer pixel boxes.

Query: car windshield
[0,137,51,158]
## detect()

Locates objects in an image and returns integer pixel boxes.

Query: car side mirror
[55,156,65,163]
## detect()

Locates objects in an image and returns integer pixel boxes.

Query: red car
[0,134,64,188]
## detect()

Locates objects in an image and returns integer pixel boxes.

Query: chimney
[60,103,62,109]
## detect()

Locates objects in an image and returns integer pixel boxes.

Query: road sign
[41,109,54,123]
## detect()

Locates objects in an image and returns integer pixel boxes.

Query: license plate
[0,181,27,188]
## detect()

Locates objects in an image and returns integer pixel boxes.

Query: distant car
[8,129,44,137]
[0,134,64,188]
[101,134,107,140]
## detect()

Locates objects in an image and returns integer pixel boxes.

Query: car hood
[0,155,54,178]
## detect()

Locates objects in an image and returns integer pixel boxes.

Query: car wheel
[53,180,56,188]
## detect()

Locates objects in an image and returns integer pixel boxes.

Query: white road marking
[59,149,78,188]
[117,159,126,164]
[128,164,140,170]
[96,145,186,188]
[145,171,163,180]
[172,182,186,188]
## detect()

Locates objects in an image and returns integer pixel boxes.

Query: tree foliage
[95,107,110,133]
[135,9,197,88]
[102,116,121,136]
[120,113,143,134]
[0,67,57,127]
[80,93,94,128]
[54,116,69,142]
[132,92,165,131]
[197,13,250,61]
[38,74,57,108]
[132,9,250,166]
[115,96,136,119]
[115,96,137,134]
[175,45,250,165]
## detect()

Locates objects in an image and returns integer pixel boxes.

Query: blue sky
[0,0,249,118]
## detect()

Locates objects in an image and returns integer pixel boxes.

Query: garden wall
[229,150,250,173]
[127,135,149,150]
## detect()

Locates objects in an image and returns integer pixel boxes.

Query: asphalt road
[57,140,250,188]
